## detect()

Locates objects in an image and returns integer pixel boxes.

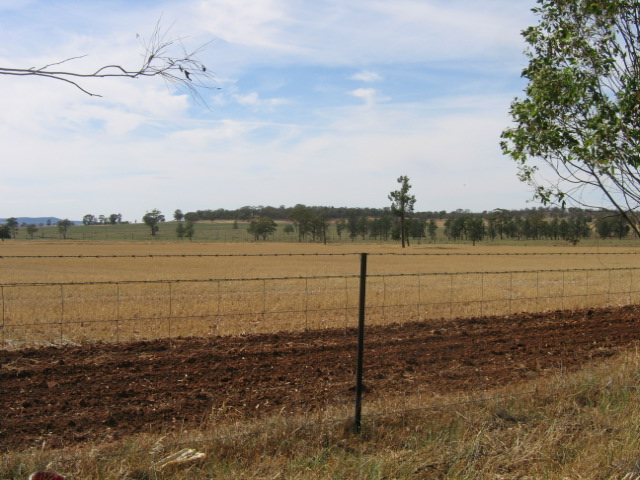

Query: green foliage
[0,224,11,241]
[406,218,426,241]
[501,0,640,235]
[247,217,278,240]
[184,221,195,241]
[560,216,592,245]
[444,216,486,245]
[175,222,186,239]
[389,176,416,248]
[368,214,394,241]
[596,214,631,239]
[142,209,165,236]
[465,217,486,246]
[56,219,72,239]
[347,213,361,240]
[26,224,38,239]
[427,219,438,242]
[184,211,199,223]
[176,221,195,240]
[288,205,330,243]
[5,217,18,238]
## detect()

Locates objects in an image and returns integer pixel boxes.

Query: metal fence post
[354,252,368,433]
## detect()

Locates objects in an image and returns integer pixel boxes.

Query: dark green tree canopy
[248,217,278,241]
[501,0,640,234]
[0,224,11,241]
[56,219,72,239]
[143,209,165,236]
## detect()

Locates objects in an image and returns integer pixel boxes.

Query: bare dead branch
[0,19,218,104]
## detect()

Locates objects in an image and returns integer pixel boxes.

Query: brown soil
[3,305,640,452]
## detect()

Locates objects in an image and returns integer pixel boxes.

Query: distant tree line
[82,213,124,225]
[0,204,635,245]
[185,205,605,224]
[0,216,73,240]
[442,210,634,245]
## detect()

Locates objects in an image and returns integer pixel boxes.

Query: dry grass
[2,241,640,282]
[3,242,640,347]
[5,348,640,479]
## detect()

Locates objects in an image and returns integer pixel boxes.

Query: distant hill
[0,217,81,226]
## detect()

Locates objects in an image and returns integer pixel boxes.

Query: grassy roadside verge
[4,347,640,479]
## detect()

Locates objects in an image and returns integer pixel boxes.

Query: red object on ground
[28,472,66,480]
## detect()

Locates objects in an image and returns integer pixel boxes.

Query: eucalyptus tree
[464,217,486,246]
[501,0,640,234]
[248,217,278,241]
[176,222,186,239]
[174,209,184,222]
[184,221,195,241]
[427,219,438,242]
[26,224,38,239]
[56,219,72,239]
[5,217,18,238]
[0,224,10,241]
[388,176,416,248]
[143,209,165,236]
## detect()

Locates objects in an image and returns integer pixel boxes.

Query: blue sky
[0,0,537,222]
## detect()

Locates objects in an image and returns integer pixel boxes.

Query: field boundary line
[3,266,640,288]
[2,251,640,259]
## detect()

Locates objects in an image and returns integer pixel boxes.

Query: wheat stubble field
[4,241,640,478]
[3,241,640,346]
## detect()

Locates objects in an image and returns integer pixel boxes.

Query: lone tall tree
[389,175,416,248]
[501,0,640,235]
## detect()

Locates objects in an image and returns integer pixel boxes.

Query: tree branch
[0,19,218,103]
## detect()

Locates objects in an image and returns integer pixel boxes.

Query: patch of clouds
[348,88,391,107]
[183,0,533,73]
[350,70,383,82]
[192,0,302,52]
[349,88,378,106]
[233,91,290,110]
[168,119,256,147]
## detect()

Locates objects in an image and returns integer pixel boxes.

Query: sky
[0,0,539,222]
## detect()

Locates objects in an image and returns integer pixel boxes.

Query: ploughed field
[3,305,640,452]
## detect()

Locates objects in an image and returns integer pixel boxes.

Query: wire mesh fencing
[3,254,640,348]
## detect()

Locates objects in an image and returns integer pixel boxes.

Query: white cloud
[350,70,383,82]
[193,0,300,51]
[181,0,533,73]
[349,88,379,106]
[233,91,289,109]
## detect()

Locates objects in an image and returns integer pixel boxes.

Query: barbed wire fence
[3,251,640,474]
